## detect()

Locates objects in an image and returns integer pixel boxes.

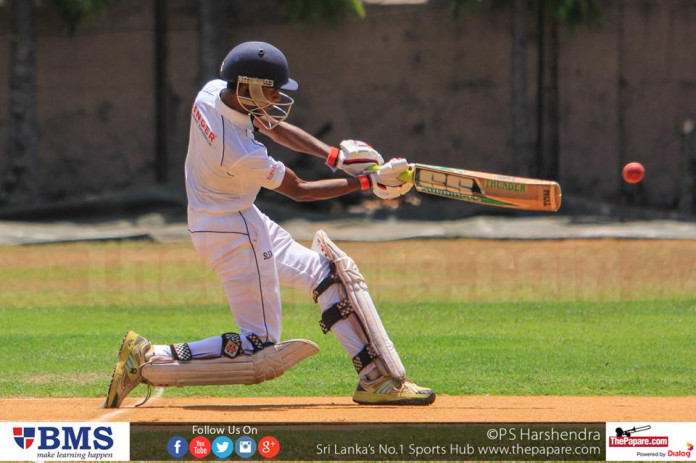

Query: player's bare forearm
[256,120,330,160]
[274,167,363,202]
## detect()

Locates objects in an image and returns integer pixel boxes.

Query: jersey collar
[215,92,254,130]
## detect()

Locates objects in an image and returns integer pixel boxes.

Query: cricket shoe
[352,376,436,405]
[104,331,152,408]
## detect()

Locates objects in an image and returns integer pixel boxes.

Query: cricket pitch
[1,396,695,422]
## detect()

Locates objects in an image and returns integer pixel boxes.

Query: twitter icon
[212,436,234,459]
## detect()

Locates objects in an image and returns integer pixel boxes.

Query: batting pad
[312,230,406,381]
[140,339,319,387]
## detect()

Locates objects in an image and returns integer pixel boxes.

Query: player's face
[235,81,293,129]
[237,84,280,109]
[263,87,281,104]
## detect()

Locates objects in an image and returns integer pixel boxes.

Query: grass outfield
[0,239,694,399]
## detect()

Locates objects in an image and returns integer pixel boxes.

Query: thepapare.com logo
[1,422,130,461]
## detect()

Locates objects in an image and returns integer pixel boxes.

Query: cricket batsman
[105,41,435,408]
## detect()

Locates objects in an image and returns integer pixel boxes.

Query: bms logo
[13,427,35,449]
[12,426,113,450]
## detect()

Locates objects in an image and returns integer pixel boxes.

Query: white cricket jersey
[185,79,286,232]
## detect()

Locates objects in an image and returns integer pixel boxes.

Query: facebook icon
[167,436,188,459]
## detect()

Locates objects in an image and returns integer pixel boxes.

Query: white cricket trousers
[190,205,364,357]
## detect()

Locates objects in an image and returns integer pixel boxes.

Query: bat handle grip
[365,164,415,184]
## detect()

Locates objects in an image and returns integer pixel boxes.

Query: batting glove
[362,158,413,199]
[326,140,384,177]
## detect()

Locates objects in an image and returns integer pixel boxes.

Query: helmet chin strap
[236,78,294,129]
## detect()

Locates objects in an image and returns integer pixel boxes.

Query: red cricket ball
[622,162,645,184]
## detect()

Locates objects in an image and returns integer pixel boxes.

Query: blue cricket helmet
[220,41,298,91]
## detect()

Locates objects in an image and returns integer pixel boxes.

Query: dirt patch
[1,396,694,423]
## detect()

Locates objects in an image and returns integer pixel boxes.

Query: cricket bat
[397,163,562,212]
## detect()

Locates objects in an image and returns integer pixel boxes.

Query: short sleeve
[232,150,286,189]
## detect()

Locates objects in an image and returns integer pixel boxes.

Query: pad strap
[246,333,266,352]
[319,299,353,334]
[170,343,192,361]
[352,344,378,373]
[312,262,340,302]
